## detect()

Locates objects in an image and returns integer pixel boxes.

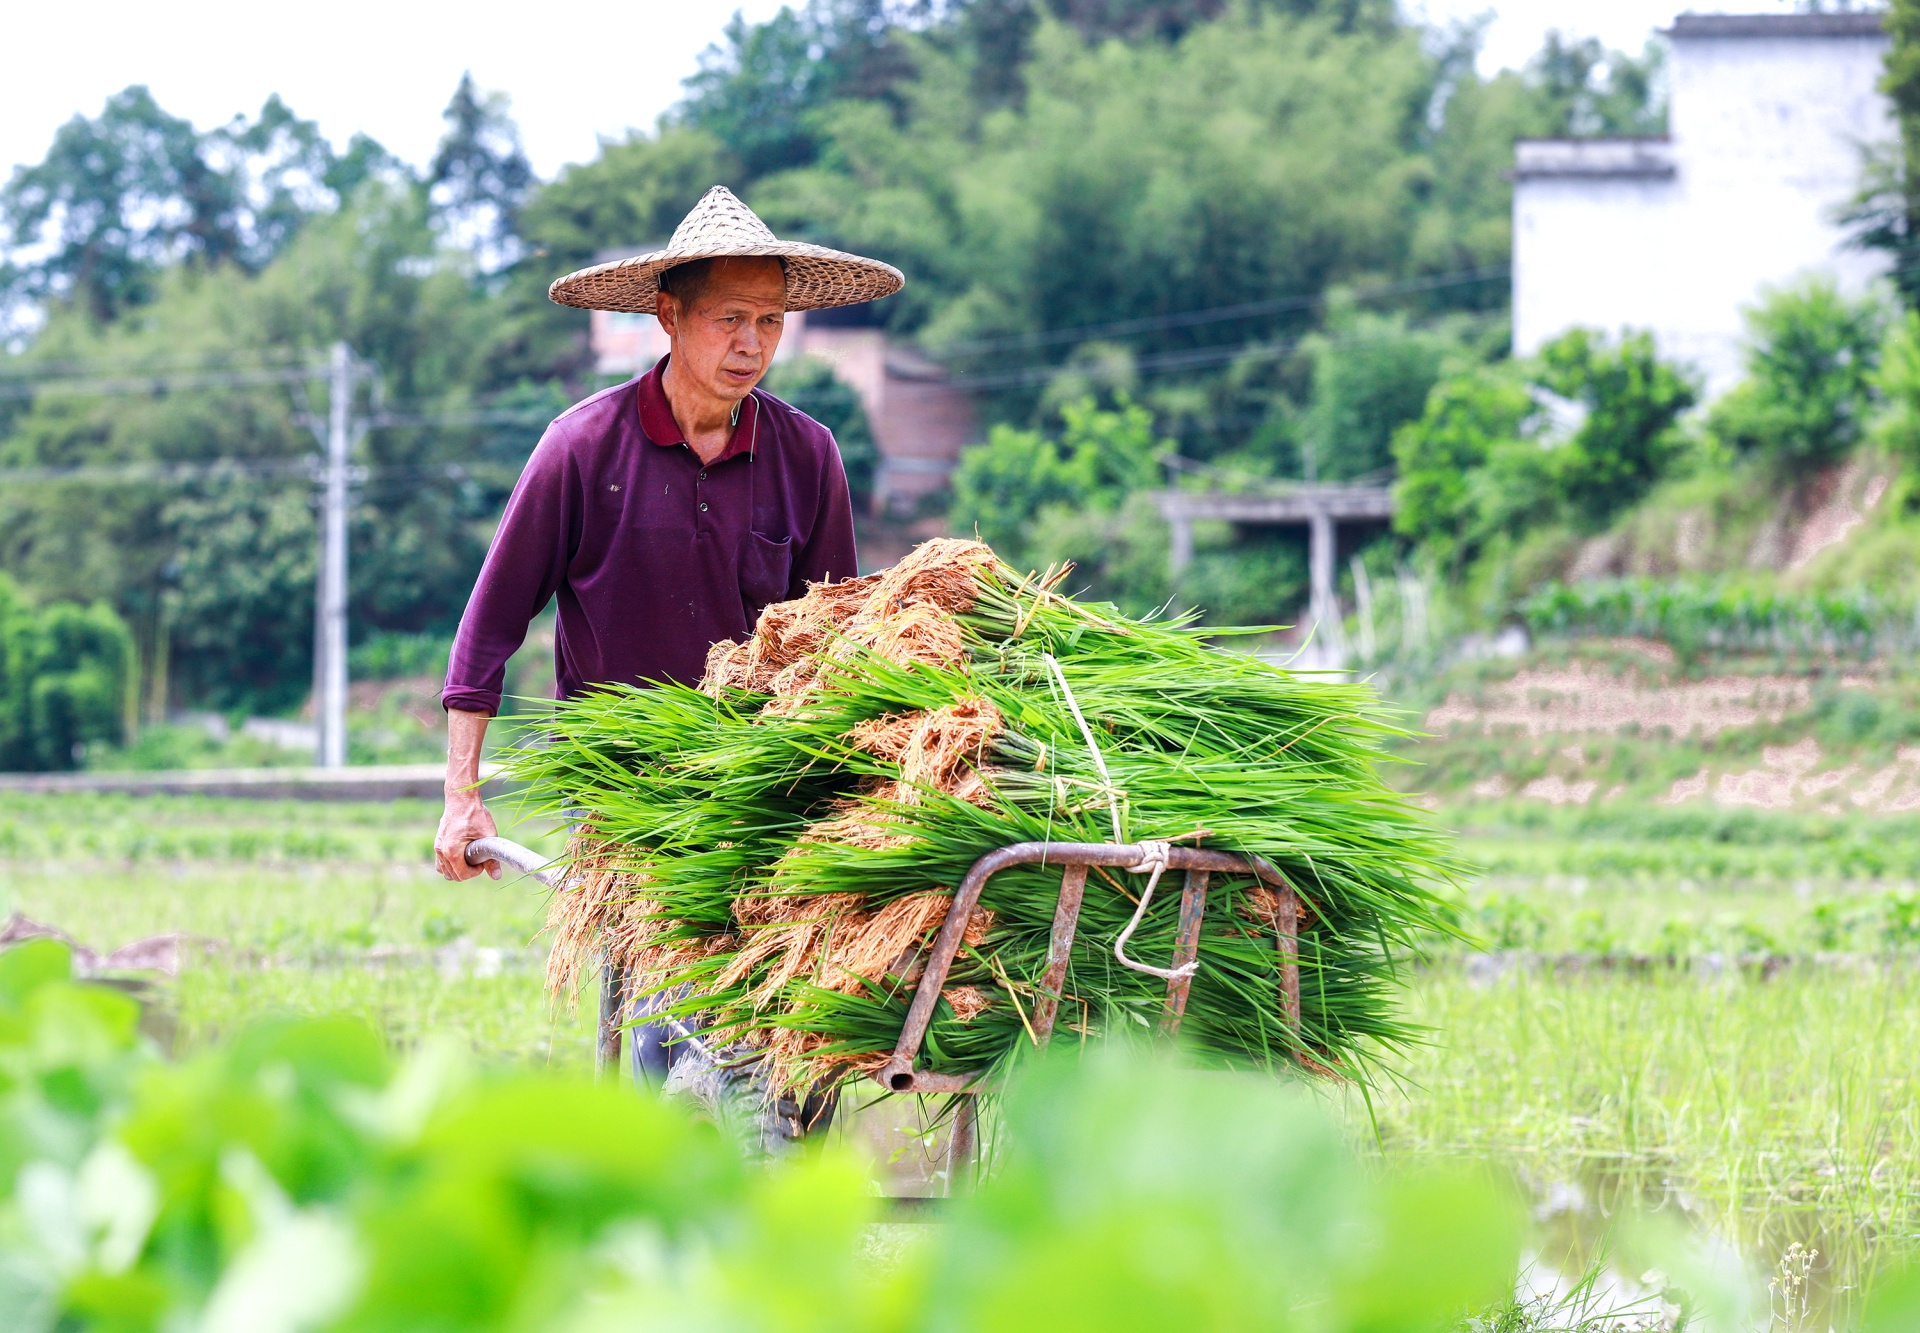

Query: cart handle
[464,837,560,886]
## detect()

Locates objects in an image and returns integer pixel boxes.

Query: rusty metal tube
[877,841,1288,1093]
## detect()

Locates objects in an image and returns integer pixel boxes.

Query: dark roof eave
[1661,13,1886,40]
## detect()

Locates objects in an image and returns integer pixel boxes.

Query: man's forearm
[446,707,493,795]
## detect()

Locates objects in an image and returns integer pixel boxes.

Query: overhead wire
[926,262,1510,358]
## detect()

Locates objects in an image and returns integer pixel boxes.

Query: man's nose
[734,323,766,359]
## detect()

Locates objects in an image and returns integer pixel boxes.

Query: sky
[1,0,1820,185]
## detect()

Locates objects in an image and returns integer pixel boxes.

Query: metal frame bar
[468,834,1311,1111]
[874,840,1303,1096]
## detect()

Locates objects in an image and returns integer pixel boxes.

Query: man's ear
[655,291,681,338]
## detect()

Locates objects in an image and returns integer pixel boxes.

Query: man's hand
[436,788,500,880]
[438,706,497,880]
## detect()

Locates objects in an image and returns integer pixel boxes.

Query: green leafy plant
[0,939,1528,1332]
[949,397,1164,564]
[0,572,131,772]
[1707,278,1888,471]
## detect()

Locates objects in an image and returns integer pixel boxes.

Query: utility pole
[313,342,355,769]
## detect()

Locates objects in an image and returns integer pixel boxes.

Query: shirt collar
[636,356,759,463]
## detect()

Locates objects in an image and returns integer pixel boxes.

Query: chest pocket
[739,530,793,624]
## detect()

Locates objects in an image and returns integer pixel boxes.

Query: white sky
[1,1,1820,185]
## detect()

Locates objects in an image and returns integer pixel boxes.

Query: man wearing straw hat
[433,188,902,1111]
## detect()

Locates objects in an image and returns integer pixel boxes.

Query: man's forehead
[697,257,787,306]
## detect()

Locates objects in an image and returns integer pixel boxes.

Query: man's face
[655,257,788,403]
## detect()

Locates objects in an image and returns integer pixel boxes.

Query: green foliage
[1391,330,1693,576]
[1390,364,1537,571]
[1176,533,1308,626]
[949,397,1164,561]
[347,631,449,682]
[677,0,918,180]
[0,573,130,771]
[426,73,533,263]
[1,185,524,714]
[1296,308,1463,481]
[1872,308,1920,462]
[1533,328,1696,527]
[515,126,738,271]
[1520,577,1901,663]
[752,12,1467,359]
[1858,0,1920,306]
[0,88,365,323]
[1707,278,1888,470]
[0,943,1522,1333]
[1520,33,1666,138]
[763,356,878,504]
[0,4,1674,712]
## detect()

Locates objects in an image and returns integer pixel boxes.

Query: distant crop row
[1521,578,1917,660]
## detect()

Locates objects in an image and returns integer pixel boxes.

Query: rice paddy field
[2,782,1917,1327]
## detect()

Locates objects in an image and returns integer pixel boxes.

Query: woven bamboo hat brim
[549,185,904,314]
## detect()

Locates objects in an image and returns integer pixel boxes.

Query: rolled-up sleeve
[790,433,859,592]
[441,431,576,715]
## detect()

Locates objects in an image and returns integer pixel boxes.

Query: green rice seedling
[507,540,1461,1090]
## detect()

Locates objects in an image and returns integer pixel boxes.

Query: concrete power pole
[314,342,354,768]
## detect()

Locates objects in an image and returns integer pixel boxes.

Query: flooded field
[2,790,1915,1325]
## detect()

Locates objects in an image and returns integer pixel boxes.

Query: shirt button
[699,502,709,512]
[698,470,707,481]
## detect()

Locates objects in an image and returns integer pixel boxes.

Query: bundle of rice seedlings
[508,538,1458,1091]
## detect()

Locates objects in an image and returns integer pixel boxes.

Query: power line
[926,263,1510,359]
[0,366,324,400]
[939,311,1466,391]
[0,349,319,381]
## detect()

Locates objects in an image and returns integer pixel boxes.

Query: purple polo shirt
[440,359,859,714]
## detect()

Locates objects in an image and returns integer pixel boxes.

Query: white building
[1512,12,1892,396]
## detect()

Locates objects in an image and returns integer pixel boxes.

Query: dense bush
[0,574,130,772]
[1391,329,1694,576]
[1294,308,1466,482]
[1707,277,1887,470]
[949,397,1163,561]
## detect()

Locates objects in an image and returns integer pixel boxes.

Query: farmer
[433,186,902,1105]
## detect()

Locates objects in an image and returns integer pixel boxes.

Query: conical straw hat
[548,185,904,314]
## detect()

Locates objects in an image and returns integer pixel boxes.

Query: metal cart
[464,835,1306,1183]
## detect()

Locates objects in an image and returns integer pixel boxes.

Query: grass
[1360,963,1920,1329]
[0,793,591,1073]
[1349,800,1920,1329]
[5,785,1918,1325]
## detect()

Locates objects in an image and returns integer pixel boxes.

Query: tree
[1523,33,1665,139]
[763,356,878,504]
[1391,329,1695,574]
[949,396,1163,559]
[1295,308,1464,481]
[517,129,738,266]
[1534,327,1695,526]
[0,88,350,325]
[1390,366,1537,573]
[0,573,130,771]
[0,183,518,716]
[428,74,534,268]
[677,0,920,180]
[1708,278,1888,471]
[1867,0,1920,306]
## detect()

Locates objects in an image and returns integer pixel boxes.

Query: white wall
[1513,21,1893,398]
